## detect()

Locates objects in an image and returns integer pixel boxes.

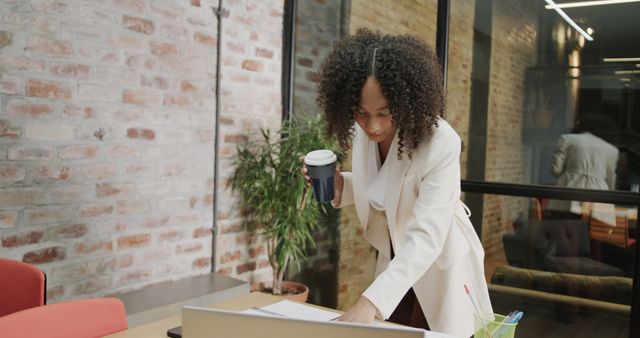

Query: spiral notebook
[241,299,340,321]
[243,300,412,330]
[181,304,430,338]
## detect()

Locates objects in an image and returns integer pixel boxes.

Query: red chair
[0,258,46,317]
[0,298,128,338]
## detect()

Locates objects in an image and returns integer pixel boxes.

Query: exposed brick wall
[213,0,283,284]
[293,0,342,116]
[482,0,537,257]
[445,0,475,178]
[349,0,436,46]
[0,0,283,302]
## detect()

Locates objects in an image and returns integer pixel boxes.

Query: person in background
[300,28,492,337]
[549,113,619,214]
[551,113,619,190]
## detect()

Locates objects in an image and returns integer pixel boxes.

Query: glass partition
[447,0,640,192]
[475,191,635,337]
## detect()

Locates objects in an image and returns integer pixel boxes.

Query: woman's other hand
[338,296,377,324]
[333,163,344,205]
[298,155,311,185]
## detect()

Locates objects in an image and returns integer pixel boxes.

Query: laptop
[180,305,427,338]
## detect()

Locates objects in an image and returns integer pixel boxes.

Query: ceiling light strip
[544,0,594,41]
[545,0,640,9]
[614,70,640,75]
[603,57,640,62]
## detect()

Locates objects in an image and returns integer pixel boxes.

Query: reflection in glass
[548,114,619,215]
[482,194,634,337]
[448,1,640,191]
[450,2,640,335]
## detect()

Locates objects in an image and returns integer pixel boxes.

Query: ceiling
[549,1,640,86]
[565,1,640,63]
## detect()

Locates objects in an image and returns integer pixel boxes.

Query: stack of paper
[242,300,340,322]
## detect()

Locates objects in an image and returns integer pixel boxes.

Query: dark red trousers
[387,242,430,330]
[388,288,430,330]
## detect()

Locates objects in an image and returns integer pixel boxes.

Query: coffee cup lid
[304,149,337,166]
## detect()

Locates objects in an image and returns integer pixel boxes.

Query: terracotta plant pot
[251,280,309,303]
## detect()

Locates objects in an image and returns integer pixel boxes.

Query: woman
[302,28,492,337]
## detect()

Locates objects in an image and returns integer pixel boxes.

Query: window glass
[477,192,635,336]
[448,1,640,194]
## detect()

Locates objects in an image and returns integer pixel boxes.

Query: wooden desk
[105,292,339,338]
[105,292,459,338]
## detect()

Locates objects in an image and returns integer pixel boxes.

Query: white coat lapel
[353,127,411,248]
[384,132,411,248]
[351,126,370,231]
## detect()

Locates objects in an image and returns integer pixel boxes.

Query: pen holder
[473,313,517,338]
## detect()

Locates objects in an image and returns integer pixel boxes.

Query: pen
[509,312,523,323]
[464,284,490,337]
[492,311,523,338]
[488,311,513,337]
[488,310,515,335]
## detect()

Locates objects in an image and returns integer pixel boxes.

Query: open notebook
[242,299,341,321]
[181,300,458,338]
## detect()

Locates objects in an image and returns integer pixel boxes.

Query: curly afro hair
[317,28,445,159]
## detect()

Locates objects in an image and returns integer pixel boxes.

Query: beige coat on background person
[333,119,492,337]
[552,132,619,190]
[550,132,619,213]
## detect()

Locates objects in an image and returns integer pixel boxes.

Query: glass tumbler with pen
[465,284,523,338]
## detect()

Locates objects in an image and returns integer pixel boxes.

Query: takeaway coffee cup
[304,149,337,203]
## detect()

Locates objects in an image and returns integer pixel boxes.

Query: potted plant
[230,115,343,298]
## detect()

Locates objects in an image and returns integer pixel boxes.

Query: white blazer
[334,119,492,337]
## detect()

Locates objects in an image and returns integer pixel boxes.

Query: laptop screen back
[182,306,425,338]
